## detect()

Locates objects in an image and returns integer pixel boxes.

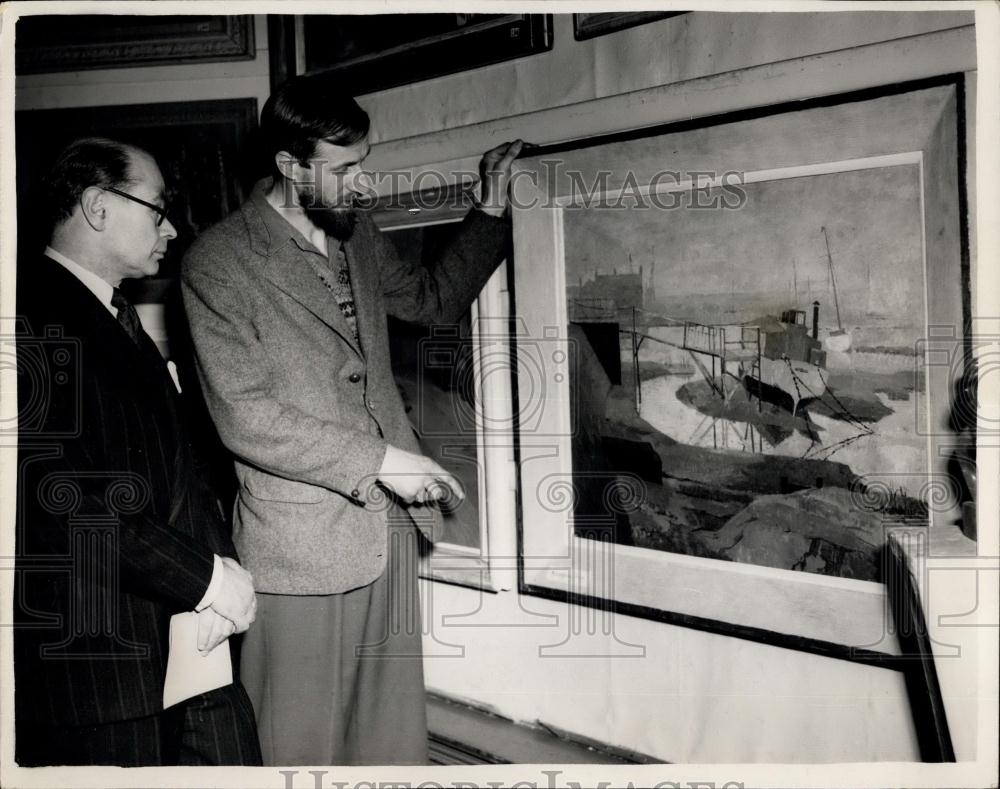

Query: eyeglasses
[103,187,170,227]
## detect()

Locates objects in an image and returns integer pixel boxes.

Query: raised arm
[378,140,522,325]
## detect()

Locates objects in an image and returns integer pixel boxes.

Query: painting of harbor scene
[563,164,929,581]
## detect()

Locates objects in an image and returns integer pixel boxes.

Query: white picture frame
[375,187,518,592]
[510,77,972,656]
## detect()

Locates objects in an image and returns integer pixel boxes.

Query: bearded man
[181,75,520,765]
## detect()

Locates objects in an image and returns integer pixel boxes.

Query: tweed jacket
[15,255,233,729]
[181,180,507,594]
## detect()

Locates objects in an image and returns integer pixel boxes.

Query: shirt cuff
[472,201,508,219]
[195,554,224,611]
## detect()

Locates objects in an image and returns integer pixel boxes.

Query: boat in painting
[740,306,828,416]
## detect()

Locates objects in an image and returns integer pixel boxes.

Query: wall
[362,11,970,145]
[12,8,981,765]
[14,13,272,112]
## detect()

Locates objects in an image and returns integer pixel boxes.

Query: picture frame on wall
[573,12,689,41]
[509,76,972,663]
[371,183,514,592]
[14,15,255,73]
[269,14,552,95]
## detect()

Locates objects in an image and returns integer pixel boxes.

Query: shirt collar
[44,245,116,316]
[251,177,329,257]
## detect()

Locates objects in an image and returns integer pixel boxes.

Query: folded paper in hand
[163,611,233,709]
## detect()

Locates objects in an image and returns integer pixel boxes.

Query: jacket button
[348,372,362,383]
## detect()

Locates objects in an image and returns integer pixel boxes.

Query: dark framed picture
[271,14,552,95]
[15,15,255,73]
[573,11,688,41]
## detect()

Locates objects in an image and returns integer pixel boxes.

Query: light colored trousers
[240,535,428,765]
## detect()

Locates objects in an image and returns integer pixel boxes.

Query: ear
[274,151,300,180]
[79,186,108,231]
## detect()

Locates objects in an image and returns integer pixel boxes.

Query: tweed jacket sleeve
[374,209,509,325]
[182,238,388,499]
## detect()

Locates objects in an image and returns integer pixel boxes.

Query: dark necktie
[111,288,144,346]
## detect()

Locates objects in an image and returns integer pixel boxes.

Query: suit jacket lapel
[94,296,175,400]
[343,223,379,360]
[243,193,365,359]
[261,244,364,358]
[38,257,213,549]
[38,257,180,411]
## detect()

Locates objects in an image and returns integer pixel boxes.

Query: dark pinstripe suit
[14,254,261,766]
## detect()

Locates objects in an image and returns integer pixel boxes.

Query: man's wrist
[473,201,507,219]
[194,554,225,611]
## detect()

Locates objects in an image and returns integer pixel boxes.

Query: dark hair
[260,76,370,174]
[43,137,139,229]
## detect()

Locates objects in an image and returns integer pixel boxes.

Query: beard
[295,185,358,241]
[305,206,358,241]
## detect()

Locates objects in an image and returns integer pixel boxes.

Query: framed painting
[573,12,689,41]
[373,184,517,591]
[15,15,255,73]
[510,76,971,661]
[268,14,552,94]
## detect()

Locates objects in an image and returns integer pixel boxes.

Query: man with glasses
[15,137,262,766]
